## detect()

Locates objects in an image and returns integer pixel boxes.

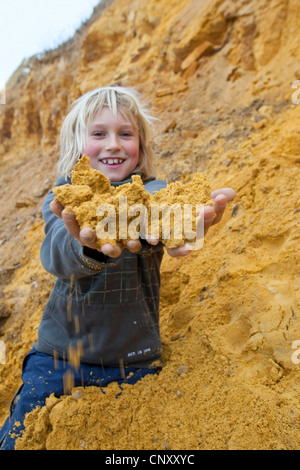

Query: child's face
[83,107,140,182]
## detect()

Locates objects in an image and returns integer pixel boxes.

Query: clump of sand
[53,155,213,249]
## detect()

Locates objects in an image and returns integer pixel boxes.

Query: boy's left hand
[50,199,142,258]
[166,188,236,258]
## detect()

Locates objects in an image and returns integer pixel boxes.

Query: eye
[93,131,105,137]
[120,131,133,137]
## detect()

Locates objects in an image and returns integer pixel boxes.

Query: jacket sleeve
[40,178,124,280]
[144,178,167,194]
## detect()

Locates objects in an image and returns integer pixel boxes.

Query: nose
[105,133,121,151]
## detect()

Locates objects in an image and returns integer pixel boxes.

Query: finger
[62,210,81,238]
[101,243,122,258]
[146,235,160,245]
[78,227,103,251]
[202,206,216,235]
[211,188,236,201]
[211,194,228,225]
[80,227,97,244]
[50,199,64,218]
[167,246,191,257]
[126,239,142,253]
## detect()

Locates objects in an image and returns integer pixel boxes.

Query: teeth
[101,159,124,165]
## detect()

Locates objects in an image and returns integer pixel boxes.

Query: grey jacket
[34,175,167,368]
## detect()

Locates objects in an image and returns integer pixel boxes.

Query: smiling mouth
[100,158,125,165]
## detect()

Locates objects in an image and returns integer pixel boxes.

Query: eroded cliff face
[0,0,300,450]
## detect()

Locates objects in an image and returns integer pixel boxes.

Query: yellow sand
[53,155,212,249]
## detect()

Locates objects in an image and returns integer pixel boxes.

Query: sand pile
[53,155,212,248]
[0,0,300,450]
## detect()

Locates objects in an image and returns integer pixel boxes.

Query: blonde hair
[58,86,157,180]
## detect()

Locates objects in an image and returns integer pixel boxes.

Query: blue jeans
[0,349,158,450]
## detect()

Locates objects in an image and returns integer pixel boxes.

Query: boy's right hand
[50,200,142,258]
